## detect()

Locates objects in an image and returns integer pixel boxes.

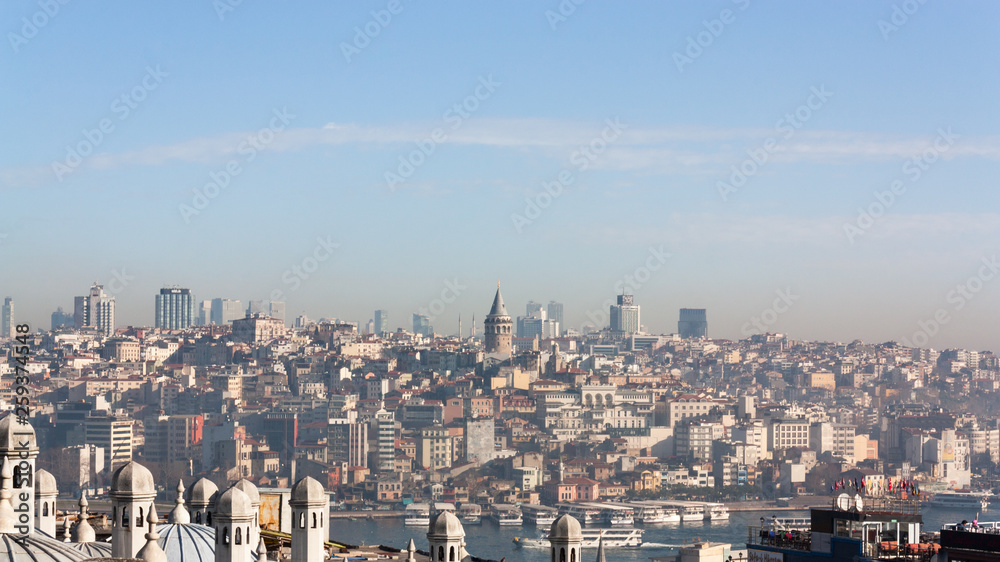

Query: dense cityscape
[0,281,998,560]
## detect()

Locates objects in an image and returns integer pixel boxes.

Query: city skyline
[1,2,998,351]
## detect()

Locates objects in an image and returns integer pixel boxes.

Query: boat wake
[640,543,686,548]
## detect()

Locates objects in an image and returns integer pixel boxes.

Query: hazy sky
[2,1,998,352]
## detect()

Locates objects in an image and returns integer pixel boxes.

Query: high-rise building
[609,293,640,334]
[210,298,243,325]
[547,301,564,334]
[51,306,74,330]
[197,300,211,325]
[1,297,12,338]
[412,313,432,336]
[374,309,389,335]
[678,308,708,339]
[269,300,286,323]
[247,300,267,316]
[484,285,513,354]
[526,300,544,317]
[74,283,116,337]
[154,287,194,330]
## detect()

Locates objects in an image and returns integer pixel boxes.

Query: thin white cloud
[3,118,1000,188]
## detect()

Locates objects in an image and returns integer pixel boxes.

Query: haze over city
[2,1,998,351]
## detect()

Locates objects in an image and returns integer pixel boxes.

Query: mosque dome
[110,461,156,497]
[428,511,464,538]
[550,514,583,540]
[0,414,37,453]
[35,469,57,497]
[0,533,94,561]
[290,476,325,504]
[188,477,219,506]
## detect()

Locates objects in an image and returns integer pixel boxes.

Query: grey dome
[66,541,111,558]
[35,469,57,497]
[0,414,36,453]
[0,532,92,561]
[487,287,509,317]
[232,479,261,505]
[428,511,464,538]
[290,476,325,504]
[156,523,260,561]
[216,487,253,518]
[550,514,583,540]
[110,461,156,497]
[188,478,219,506]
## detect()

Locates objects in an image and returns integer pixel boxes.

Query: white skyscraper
[74,283,116,337]
[610,293,640,334]
[154,287,194,330]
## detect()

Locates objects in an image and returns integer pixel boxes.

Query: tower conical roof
[488,285,508,317]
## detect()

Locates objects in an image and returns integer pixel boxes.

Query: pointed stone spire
[63,516,71,542]
[168,479,190,524]
[73,490,96,543]
[257,536,269,559]
[488,284,508,317]
[406,538,416,562]
[136,503,167,562]
[0,457,15,534]
[595,531,607,562]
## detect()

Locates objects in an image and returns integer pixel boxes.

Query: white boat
[458,503,481,525]
[404,503,431,526]
[513,528,644,549]
[602,506,634,526]
[521,504,559,526]
[623,504,678,524]
[705,504,729,521]
[489,504,523,526]
[929,491,989,511]
[680,505,704,522]
[557,503,602,525]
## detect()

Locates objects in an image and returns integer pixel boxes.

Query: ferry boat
[556,503,602,525]
[489,504,523,526]
[513,528,644,549]
[602,506,635,526]
[521,504,559,527]
[679,504,704,522]
[457,503,482,525]
[929,491,989,511]
[404,503,431,526]
[705,503,730,521]
[625,504,679,524]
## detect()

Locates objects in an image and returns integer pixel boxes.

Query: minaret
[214,487,256,562]
[35,468,58,537]
[484,283,513,354]
[136,504,168,562]
[0,414,38,534]
[188,477,219,525]
[550,514,583,562]
[110,461,157,558]
[427,510,468,562]
[168,480,190,524]
[595,531,607,562]
[72,491,96,544]
[232,479,261,550]
[290,476,328,562]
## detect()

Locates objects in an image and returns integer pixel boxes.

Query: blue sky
[2,1,998,351]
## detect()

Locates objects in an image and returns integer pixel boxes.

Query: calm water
[329,505,988,561]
